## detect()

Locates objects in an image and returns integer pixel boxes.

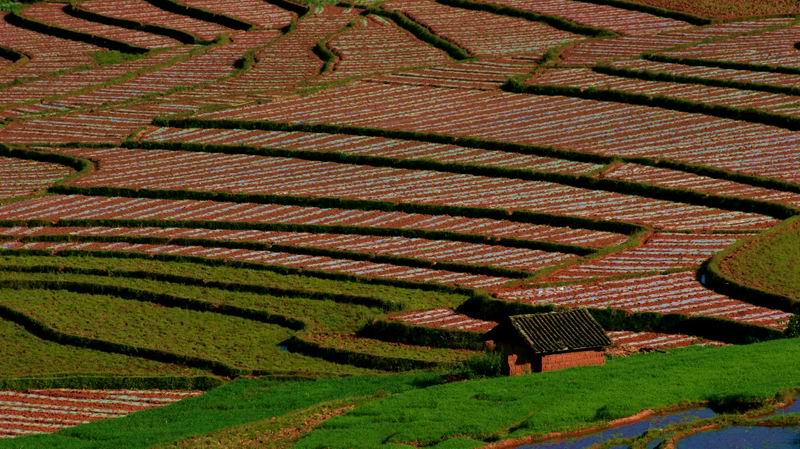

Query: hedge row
[642,53,800,76]
[363,6,472,60]
[0,216,595,255]
[358,320,485,350]
[0,375,222,391]
[6,11,149,54]
[65,3,201,45]
[593,64,800,98]
[312,40,336,74]
[0,44,25,62]
[0,263,401,311]
[283,336,440,371]
[573,0,710,25]
[504,79,800,132]
[16,232,533,278]
[0,247,479,296]
[149,117,800,197]
[0,278,307,330]
[0,144,91,175]
[49,184,644,236]
[143,0,254,31]
[459,295,785,344]
[128,139,798,220]
[0,301,243,377]
[265,0,309,17]
[436,0,617,38]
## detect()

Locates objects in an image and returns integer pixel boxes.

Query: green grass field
[3,338,798,449]
[717,217,800,301]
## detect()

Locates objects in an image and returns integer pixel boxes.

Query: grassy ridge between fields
[3,339,799,449]
[705,216,800,312]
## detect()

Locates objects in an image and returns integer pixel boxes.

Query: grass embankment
[295,338,800,448]
[5,339,800,449]
[0,318,204,381]
[0,254,473,378]
[715,216,800,302]
[622,0,800,20]
[0,375,432,449]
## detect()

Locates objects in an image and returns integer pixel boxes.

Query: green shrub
[454,351,503,378]
[707,393,771,414]
[786,316,800,338]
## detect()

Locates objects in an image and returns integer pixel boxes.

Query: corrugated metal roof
[509,309,611,354]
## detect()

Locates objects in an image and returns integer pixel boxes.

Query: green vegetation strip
[573,0,710,25]
[0,315,210,382]
[0,375,221,391]
[65,2,202,45]
[594,64,800,97]
[0,263,401,310]
[312,40,336,74]
[704,216,800,313]
[143,0,255,30]
[295,339,800,448]
[146,118,800,195]
[0,44,25,62]
[504,78,800,132]
[0,278,307,330]
[642,53,800,76]
[436,0,617,37]
[0,252,467,309]
[6,10,150,54]
[0,288,377,376]
[126,139,798,219]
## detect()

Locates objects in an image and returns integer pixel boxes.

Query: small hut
[486,309,611,375]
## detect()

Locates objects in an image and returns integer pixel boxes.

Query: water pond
[676,426,800,449]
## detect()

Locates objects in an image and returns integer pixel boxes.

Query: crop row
[193,6,354,101]
[0,156,72,200]
[0,223,575,273]
[383,0,580,58]
[0,389,201,438]
[542,232,748,282]
[51,146,779,231]
[483,0,688,35]
[661,23,800,69]
[365,56,537,90]
[0,194,627,248]
[608,59,800,95]
[558,16,793,66]
[389,308,497,332]
[204,81,800,183]
[22,2,181,49]
[529,67,800,117]
[178,0,294,31]
[0,48,188,115]
[605,330,722,351]
[135,126,601,174]
[1,239,512,289]
[0,13,99,84]
[322,14,452,82]
[495,271,793,330]
[603,163,800,207]
[77,0,230,42]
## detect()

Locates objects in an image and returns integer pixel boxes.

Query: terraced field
[0,0,798,447]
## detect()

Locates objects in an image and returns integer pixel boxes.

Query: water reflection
[676,426,800,449]
[517,408,716,449]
